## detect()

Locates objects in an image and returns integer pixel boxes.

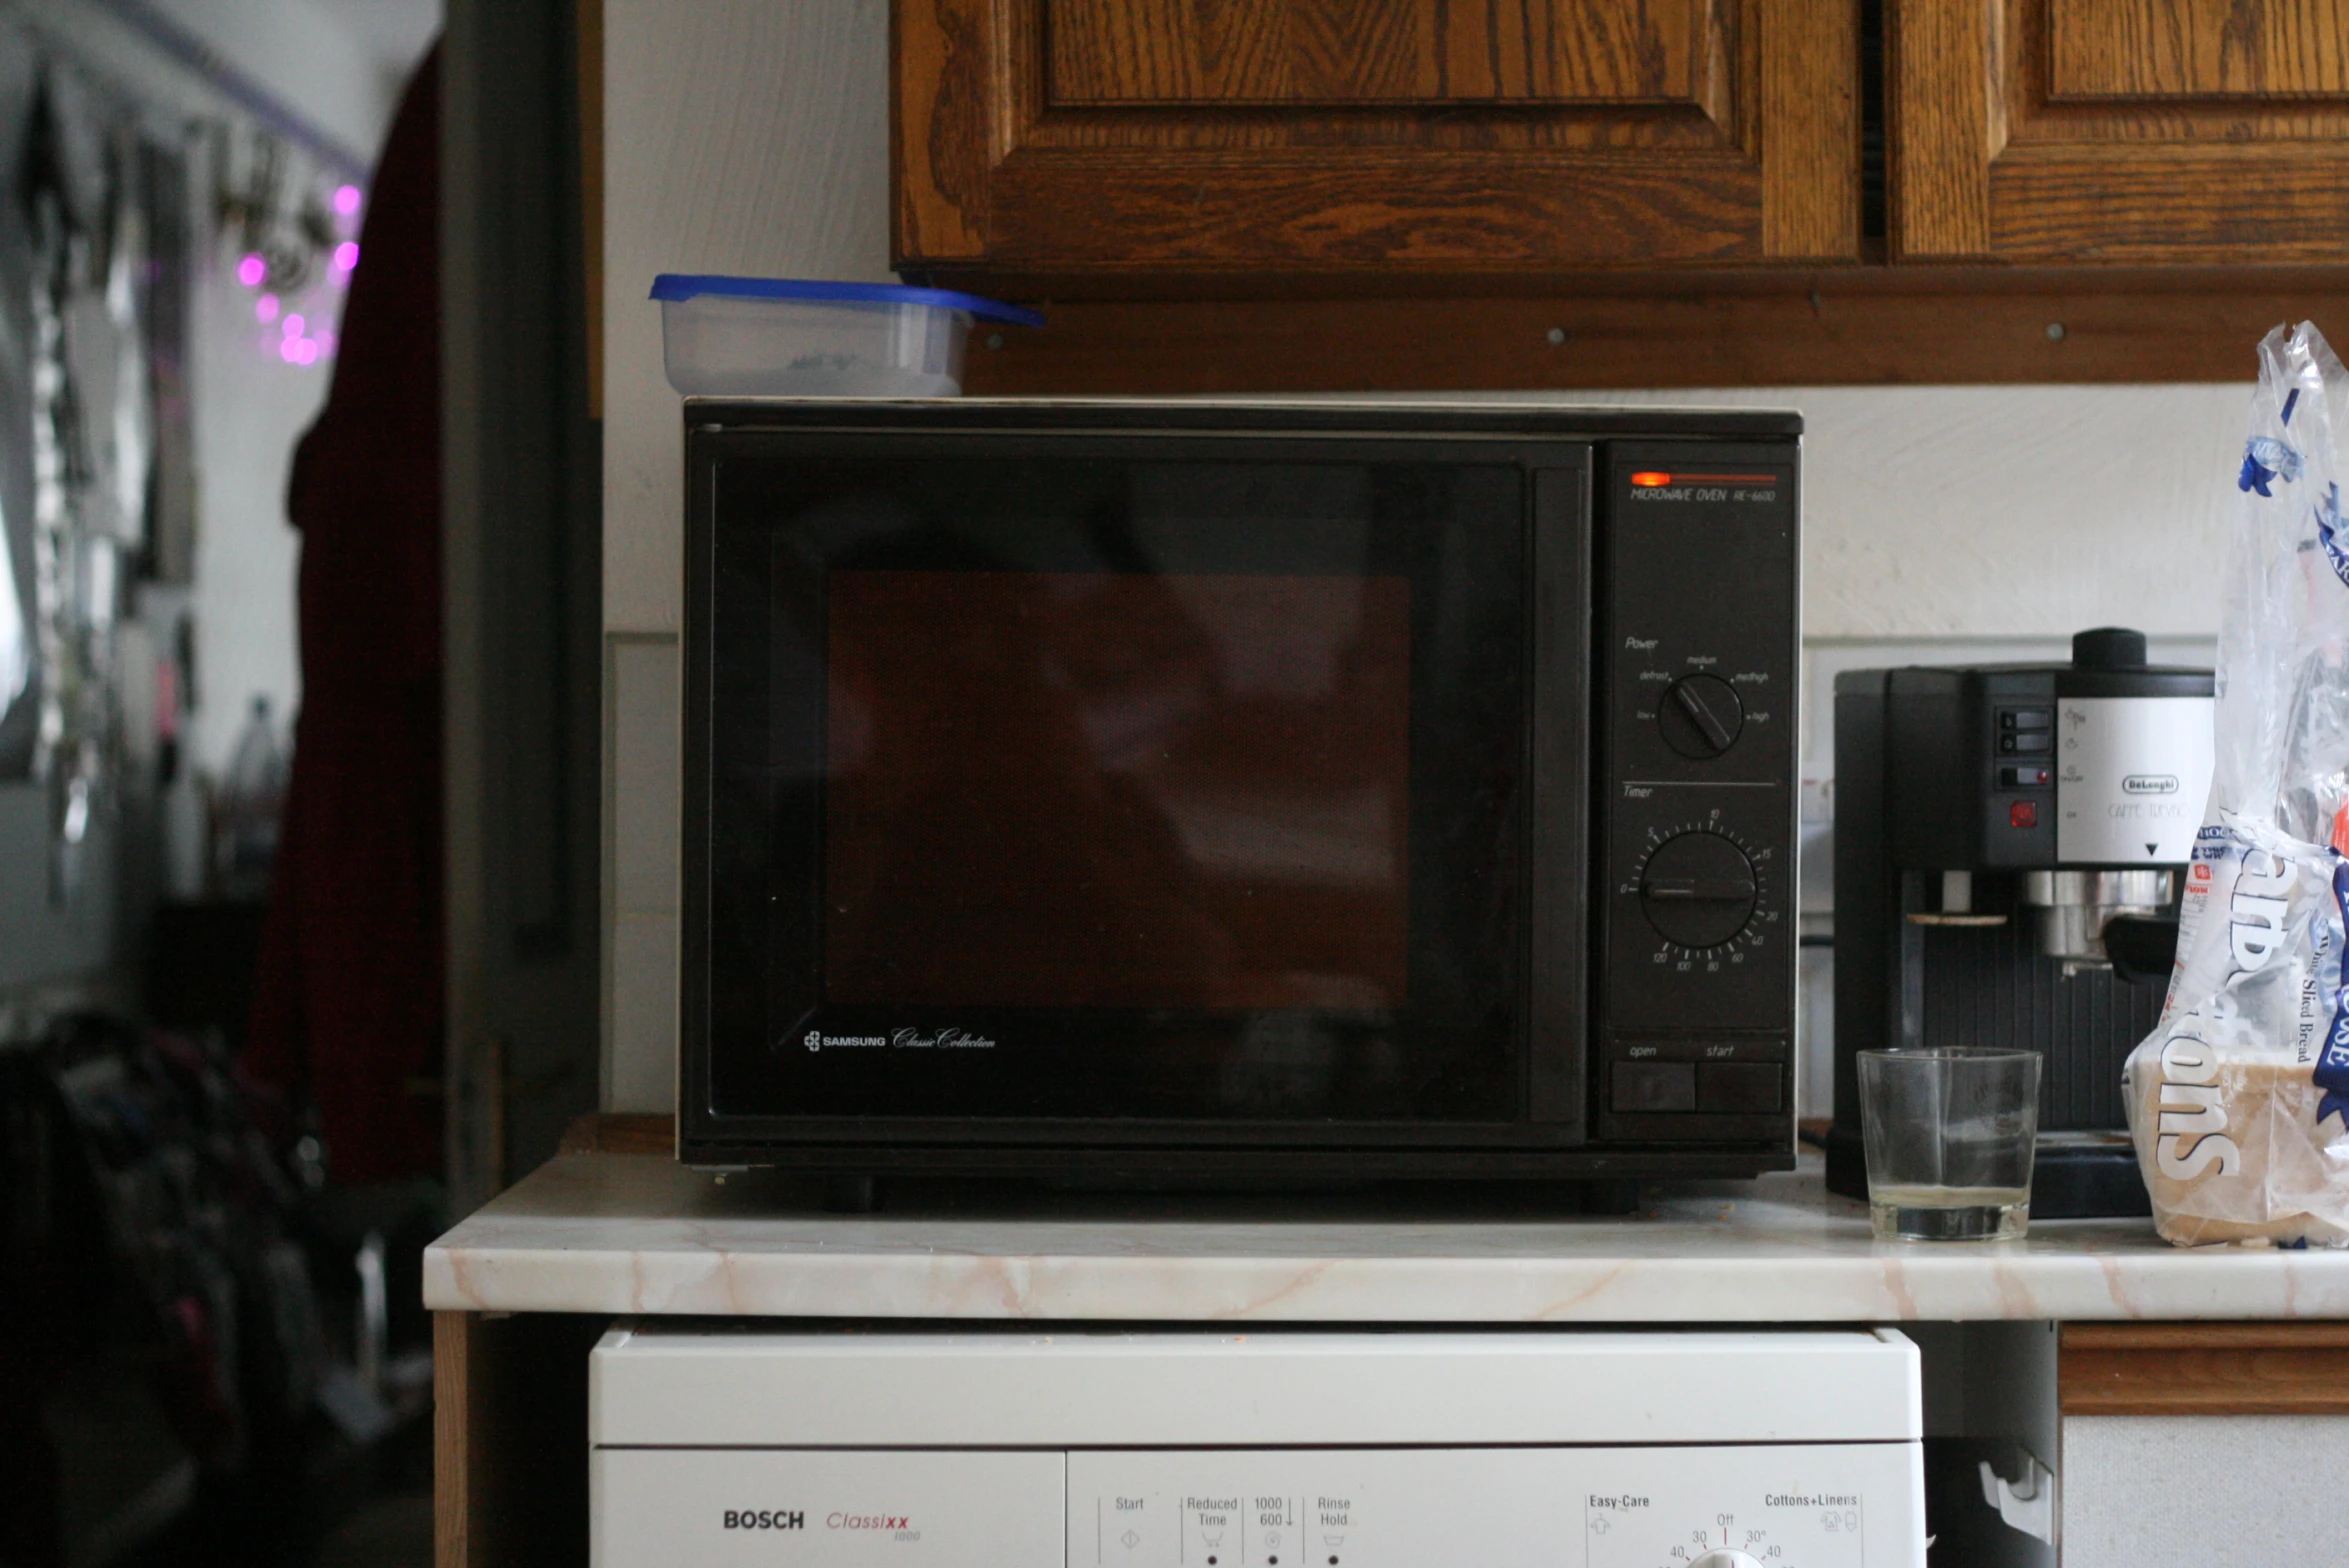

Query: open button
[1612,1061,1696,1113]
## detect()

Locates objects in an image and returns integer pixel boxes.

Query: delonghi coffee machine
[1823,628,2215,1217]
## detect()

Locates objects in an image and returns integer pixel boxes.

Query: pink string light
[244,200,359,367]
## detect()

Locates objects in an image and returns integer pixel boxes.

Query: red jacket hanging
[245,46,443,1184]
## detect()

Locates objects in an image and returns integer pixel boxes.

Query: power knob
[1689,1553,1763,1568]
[1638,831,1758,949]
[1658,673,1744,758]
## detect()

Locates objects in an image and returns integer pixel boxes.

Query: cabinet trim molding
[2061,1322,2349,1416]
[938,268,2349,391]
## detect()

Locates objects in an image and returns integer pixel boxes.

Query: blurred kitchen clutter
[2,4,444,1564]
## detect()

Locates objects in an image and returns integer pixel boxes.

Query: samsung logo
[2123,774,2180,795]
[803,1032,886,1052]
[801,1028,998,1053]
[725,1510,804,1530]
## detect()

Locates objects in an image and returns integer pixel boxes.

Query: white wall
[146,0,408,162]
[598,0,2251,1112]
[601,0,887,1110]
[601,1,889,633]
[182,258,328,771]
[25,0,406,165]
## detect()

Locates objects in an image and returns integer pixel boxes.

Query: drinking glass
[1857,1047,2041,1241]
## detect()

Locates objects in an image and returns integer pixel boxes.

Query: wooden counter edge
[2060,1321,2349,1416]
[559,1111,674,1155]
[435,1308,607,1567]
[433,1311,477,1568]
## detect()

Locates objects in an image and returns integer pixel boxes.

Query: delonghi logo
[2123,774,2181,795]
[724,1510,803,1530]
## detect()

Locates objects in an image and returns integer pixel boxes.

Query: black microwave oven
[680,400,1800,1187]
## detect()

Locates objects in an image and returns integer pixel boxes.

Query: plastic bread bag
[2122,322,2349,1246]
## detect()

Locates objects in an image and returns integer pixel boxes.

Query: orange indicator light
[1629,472,1673,487]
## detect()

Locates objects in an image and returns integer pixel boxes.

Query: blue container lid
[649,274,1044,329]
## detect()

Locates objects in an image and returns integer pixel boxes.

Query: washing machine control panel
[594,1443,1919,1568]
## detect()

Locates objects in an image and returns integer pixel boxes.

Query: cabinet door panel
[1046,0,1707,105]
[898,0,1859,276]
[988,150,1765,265]
[2047,0,2349,101]
[1894,0,2349,262]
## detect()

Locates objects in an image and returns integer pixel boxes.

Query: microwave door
[700,447,1545,1131]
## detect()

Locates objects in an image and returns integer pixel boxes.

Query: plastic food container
[649,275,1044,397]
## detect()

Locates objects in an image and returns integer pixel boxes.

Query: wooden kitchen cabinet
[895,0,2349,390]
[1891,0,2349,263]
[895,0,1863,279]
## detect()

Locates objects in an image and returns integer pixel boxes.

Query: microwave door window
[706,457,1527,1123]
[823,569,1413,1013]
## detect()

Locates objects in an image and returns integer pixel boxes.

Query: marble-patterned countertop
[423,1149,2349,1321]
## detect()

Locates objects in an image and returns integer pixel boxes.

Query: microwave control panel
[1595,445,1798,1143]
[593,1443,1920,1568]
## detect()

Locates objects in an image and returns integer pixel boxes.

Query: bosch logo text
[724,1510,803,1530]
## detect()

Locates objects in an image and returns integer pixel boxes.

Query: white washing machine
[591,1324,1925,1568]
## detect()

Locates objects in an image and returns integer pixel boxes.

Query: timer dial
[1688,1553,1764,1568]
[1637,831,1759,949]
[1658,673,1745,758]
